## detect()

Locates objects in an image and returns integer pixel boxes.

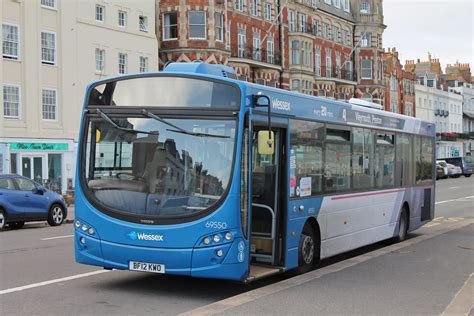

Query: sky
[383,0,473,71]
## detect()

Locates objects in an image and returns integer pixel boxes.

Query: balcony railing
[315,66,355,82]
[230,44,281,66]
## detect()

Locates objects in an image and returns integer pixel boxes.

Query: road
[0,177,473,315]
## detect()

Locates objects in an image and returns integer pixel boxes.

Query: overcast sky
[383,0,473,71]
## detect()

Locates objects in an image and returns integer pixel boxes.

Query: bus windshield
[84,115,236,221]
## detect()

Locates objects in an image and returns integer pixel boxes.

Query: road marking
[180,219,474,316]
[0,270,110,295]
[423,217,465,228]
[448,186,461,190]
[41,235,74,241]
[435,196,474,205]
[441,273,474,316]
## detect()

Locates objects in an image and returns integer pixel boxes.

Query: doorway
[249,127,287,275]
[22,156,45,183]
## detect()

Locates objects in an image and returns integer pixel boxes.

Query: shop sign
[7,142,69,151]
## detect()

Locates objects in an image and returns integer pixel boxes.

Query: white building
[452,83,474,155]
[415,83,463,158]
[1,0,158,193]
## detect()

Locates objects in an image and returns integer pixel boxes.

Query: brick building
[157,0,387,104]
[383,48,416,116]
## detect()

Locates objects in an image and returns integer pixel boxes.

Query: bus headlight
[75,220,81,228]
[216,249,223,257]
[203,237,211,245]
[81,224,88,231]
[213,234,221,243]
[225,232,232,240]
[88,227,95,235]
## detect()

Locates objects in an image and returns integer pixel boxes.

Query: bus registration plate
[129,261,165,274]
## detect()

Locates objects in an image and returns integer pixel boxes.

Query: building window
[238,28,246,58]
[139,15,148,32]
[189,11,206,39]
[303,42,311,66]
[299,14,306,33]
[390,75,397,91]
[333,26,340,42]
[95,48,105,72]
[362,92,372,101]
[315,47,321,77]
[322,23,329,39]
[42,88,57,121]
[252,32,261,61]
[3,85,20,119]
[235,0,244,11]
[360,2,370,14]
[289,10,296,32]
[163,12,178,40]
[334,0,341,8]
[343,0,350,12]
[139,56,148,72]
[324,0,331,4]
[96,5,105,22]
[250,0,260,16]
[118,53,127,74]
[325,48,332,77]
[118,10,127,27]
[361,59,372,79]
[312,20,320,36]
[361,32,371,47]
[291,40,300,65]
[335,52,341,78]
[264,3,273,21]
[343,29,350,46]
[2,24,19,59]
[291,79,300,92]
[226,22,231,50]
[215,13,224,42]
[41,0,56,9]
[256,78,265,85]
[345,60,352,80]
[267,36,274,64]
[41,31,56,65]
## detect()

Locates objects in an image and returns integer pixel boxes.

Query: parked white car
[446,163,462,178]
[436,160,449,179]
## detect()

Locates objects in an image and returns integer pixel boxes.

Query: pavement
[0,176,473,315]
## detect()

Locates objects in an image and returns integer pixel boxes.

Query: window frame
[118,52,127,74]
[139,56,148,73]
[163,12,178,41]
[95,5,105,22]
[215,12,224,42]
[361,59,372,79]
[95,48,105,73]
[118,10,127,27]
[3,84,21,120]
[42,87,58,121]
[41,30,57,65]
[188,11,206,40]
[2,23,20,60]
[139,15,148,32]
[40,0,57,10]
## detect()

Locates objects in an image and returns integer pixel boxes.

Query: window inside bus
[83,115,236,220]
[290,119,434,198]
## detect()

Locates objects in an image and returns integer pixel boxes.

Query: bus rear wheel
[297,223,318,274]
[396,207,409,242]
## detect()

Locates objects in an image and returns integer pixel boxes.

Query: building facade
[1,0,158,192]
[382,47,416,116]
[157,0,387,104]
[452,84,474,156]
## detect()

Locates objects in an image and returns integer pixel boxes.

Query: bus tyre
[297,223,316,274]
[396,208,408,242]
[47,204,65,227]
[0,209,6,231]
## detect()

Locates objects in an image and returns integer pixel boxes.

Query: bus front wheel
[297,223,318,274]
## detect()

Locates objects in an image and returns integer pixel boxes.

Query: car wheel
[47,204,65,227]
[297,223,318,274]
[11,221,25,229]
[465,174,472,178]
[395,207,409,242]
[0,209,6,231]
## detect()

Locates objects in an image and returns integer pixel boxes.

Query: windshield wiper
[96,109,158,135]
[141,109,230,139]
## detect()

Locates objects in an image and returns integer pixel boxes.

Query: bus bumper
[75,231,248,281]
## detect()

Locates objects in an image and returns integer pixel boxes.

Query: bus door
[249,126,286,272]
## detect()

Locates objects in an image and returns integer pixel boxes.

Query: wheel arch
[402,201,410,230]
[305,216,321,260]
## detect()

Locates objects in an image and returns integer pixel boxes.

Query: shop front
[0,139,76,194]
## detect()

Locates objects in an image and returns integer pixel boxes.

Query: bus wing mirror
[258,130,275,155]
[253,94,272,143]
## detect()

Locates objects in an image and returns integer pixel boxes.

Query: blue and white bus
[75,62,435,282]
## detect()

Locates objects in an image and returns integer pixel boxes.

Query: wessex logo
[127,231,164,242]
[272,98,291,111]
